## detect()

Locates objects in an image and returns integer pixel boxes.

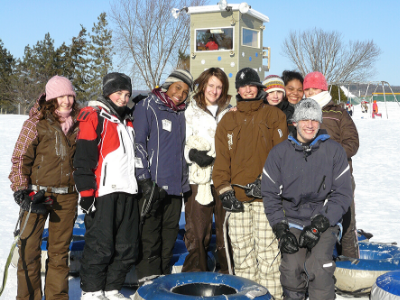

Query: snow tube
[133,272,272,299]
[335,242,400,295]
[371,270,400,300]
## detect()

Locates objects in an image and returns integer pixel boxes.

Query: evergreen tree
[0,39,16,111]
[329,85,348,104]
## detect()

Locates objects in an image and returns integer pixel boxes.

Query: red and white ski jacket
[73,99,138,198]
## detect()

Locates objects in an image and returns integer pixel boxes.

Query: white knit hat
[292,98,322,123]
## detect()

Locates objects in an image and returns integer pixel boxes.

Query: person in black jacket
[262,98,352,300]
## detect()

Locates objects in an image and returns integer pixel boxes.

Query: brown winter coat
[212,99,288,202]
[321,100,359,173]
[9,95,79,192]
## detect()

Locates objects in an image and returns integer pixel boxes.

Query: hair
[193,68,231,110]
[281,70,304,85]
[38,95,80,123]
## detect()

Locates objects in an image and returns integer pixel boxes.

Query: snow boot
[104,290,130,299]
[81,290,109,300]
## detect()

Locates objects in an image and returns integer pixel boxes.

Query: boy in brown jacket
[212,68,288,300]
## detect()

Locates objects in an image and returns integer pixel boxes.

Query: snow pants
[135,194,182,281]
[80,192,139,292]
[228,202,283,300]
[280,226,339,300]
[182,184,231,273]
[17,192,78,300]
[337,175,359,258]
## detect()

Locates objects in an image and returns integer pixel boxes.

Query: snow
[1,102,400,299]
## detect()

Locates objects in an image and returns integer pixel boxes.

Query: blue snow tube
[371,270,400,300]
[133,272,272,299]
[335,242,400,295]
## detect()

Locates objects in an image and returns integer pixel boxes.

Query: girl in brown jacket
[9,76,80,300]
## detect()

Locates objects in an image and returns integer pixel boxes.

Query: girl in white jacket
[182,68,232,273]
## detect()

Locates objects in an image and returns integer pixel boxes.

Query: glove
[245,178,262,198]
[13,189,51,215]
[219,190,244,213]
[272,220,299,254]
[139,179,167,216]
[189,149,214,168]
[79,196,95,214]
[299,214,330,250]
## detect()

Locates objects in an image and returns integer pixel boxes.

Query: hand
[219,190,244,213]
[272,220,299,254]
[139,179,167,216]
[149,187,167,215]
[189,149,214,168]
[245,178,262,198]
[13,189,50,215]
[79,196,95,214]
[299,214,330,250]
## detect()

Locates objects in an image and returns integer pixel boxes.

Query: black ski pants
[80,192,139,292]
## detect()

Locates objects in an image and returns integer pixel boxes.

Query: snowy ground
[1,102,399,299]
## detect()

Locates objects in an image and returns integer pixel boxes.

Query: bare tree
[282,28,381,83]
[110,0,207,90]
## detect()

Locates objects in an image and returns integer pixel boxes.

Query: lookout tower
[178,1,270,101]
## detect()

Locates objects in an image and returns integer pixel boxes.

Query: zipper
[317,175,326,193]
[119,131,126,153]
[103,163,107,186]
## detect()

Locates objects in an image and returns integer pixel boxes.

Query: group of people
[9,66,359,300]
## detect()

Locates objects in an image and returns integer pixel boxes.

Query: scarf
[310,91,332,109]
[152,87,186,112]
[55,109,73,135]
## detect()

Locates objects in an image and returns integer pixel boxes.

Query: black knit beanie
[102,72,132,97]
[235,68,265,90]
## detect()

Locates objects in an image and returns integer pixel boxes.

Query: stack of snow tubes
[371,270,400,300]
[133,272,272,300]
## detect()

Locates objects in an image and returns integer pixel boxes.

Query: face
[285,79,304,105]
[108,90,131,107]
[304,88,323,98]
[265,91,284,106]
[238,85,259,99]
[166,82,190,106]
[204,75,223,106]
[56,95,74,112]
[294,120,320,143]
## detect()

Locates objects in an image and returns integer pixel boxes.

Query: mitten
[13,189,50,215]
[189,149,214,168]
[272,220,299,254]
[219,190,244,212]
[245,178,262,198]
[79,196,95,214]
[299,214,330,250]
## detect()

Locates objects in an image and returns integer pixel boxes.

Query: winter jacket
[133,92,189,196]
[73,98,138,198]
[269,100,294,134]
[262,129,352,228]
[320,100,359,173]
[212,98,288,202]
[9,94,78,192]
[184,98,231,184]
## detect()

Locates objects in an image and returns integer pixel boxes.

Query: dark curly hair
[281,70,304,85]
[38,94,80,123]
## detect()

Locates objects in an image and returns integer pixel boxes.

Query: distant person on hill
[303,71,360,259]
[281,70,304,105]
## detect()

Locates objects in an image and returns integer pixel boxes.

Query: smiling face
[294,119,320,143]
[166,81,190,106]
[266,91,284,106]
[108,90,131,107]
[204,75,223,106]
[285,79,304,105]
[56,95,75,112]
[238,85,259,99]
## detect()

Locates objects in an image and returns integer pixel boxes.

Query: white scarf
[186,135,215,205]
[310,91,332,109]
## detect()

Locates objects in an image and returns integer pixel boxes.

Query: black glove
[299,214,330,250]
[13,189,51,215]
[245,178,262,198]
[219,190,244,213]
[189,149,214,168]
[272,220,299,254]
[79,196,95,214]
[139,179,167,216]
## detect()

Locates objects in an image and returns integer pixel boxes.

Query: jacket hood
[289,128,330,150]
[29,93,46,119]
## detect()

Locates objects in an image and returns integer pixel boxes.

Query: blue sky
[1,0,399,86]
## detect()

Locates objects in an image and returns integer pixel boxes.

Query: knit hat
[161,69,194,92]
[262,75,285,95]
[45,76,76,101]
[292,98,322,123]
[235,68,264,89]
[102,72,132,97]
[303,71,328,91]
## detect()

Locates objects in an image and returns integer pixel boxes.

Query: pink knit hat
[303,71,328,91]
[45,75,76,101]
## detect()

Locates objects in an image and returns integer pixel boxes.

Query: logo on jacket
[227,133,233,150]
[278,129,283,138]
